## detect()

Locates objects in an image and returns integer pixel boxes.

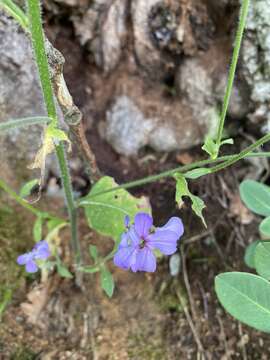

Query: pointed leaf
[19,179,39,198]
[100,266,114,297]
[215,272,270,333]
[175,174,206,227]
[56,262,73,278]
[184,168,211,180]
[89,245,98,261]
[33,216,43,242]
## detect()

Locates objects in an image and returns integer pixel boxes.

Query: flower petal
[157,217,184,238]
[134,213,153,238]
[113,245,138,271]
[17,253,32,265]
[34,240,50,260]
[135,247,156,272]
[147,229,179,255]
[25,260,38,273]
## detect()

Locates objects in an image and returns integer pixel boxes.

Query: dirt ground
[1,6,270,360]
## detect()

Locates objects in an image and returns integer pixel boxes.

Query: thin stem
[26,0,57,125]
[0,0,29,31]
[55,145,81,265]
[0,178,40,216]
[211,134,270,174]
[82,151,270,200]
[215,0,250,153]
[26,0,81,265]
[0,116,50,133]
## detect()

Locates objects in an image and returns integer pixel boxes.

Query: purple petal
[157,217,184,238]
[17,252,33,265]
[135,247,156,272]
[113,245,138,271]
[25,260,38,273]
[119,226,140,249]
[147,230,179,255]
[134,213,153,238]
[34,241,50,260]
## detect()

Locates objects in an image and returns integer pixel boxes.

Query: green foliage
[259,216,270,237]
[215,272,270,333]
[33,216,43,242]
[19,179,39,198]
[240,180,270,217]
[244,240,259,269]
[202,137,218,159]
[100,266,114,297]
[89,245,98,262]
[56,258,73,279]
[0,0,29,31]
[80,176,151,241]
[0,116,49,134]
[254,242,270,280]
[184,168,211,179]
[174,174,206,227]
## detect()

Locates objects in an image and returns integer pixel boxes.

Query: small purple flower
[17,240,50,273]
[114,213,184,272]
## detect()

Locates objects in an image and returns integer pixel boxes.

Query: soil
[1,7,270,360]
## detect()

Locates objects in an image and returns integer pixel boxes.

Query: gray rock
[0,12,46,185]
[242,0,270,126]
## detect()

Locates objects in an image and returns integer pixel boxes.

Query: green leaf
[33,216,43,242]
[56,258,73,278]
[184,168,211,180]
[259,217,270,237]
[215,272,270,333]
[0,0,29,31]
[100,266,114,297]
[202,137,218,159]
[254,242,270,280]
[19,179,39,198]
[220,138,234,146]
[175,174,206,227]
[80,176,151,241]
[89,245,98,261]
[244,240,259,269]
[240,180,270,217]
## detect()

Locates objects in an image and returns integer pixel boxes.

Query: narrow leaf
[56,262,73,278]
[33,216,43,242]
[100,266,114,297]
[184,168,211,180]
[240,180,270,216]
[0,0,29,31]
[89,245,98,261]
[0,116,49,134]
[215,272,270,333]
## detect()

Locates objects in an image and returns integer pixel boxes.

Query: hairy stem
[215,0,250,153]
[0,116,50,133]
[26,0,81,266]
[83,151,270,200]
[0,178,40,216]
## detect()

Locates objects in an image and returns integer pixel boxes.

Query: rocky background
[1,0,270,186]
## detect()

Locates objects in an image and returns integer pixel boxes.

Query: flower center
[139,238,146,249]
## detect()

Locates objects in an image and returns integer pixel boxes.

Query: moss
[0,203,34,292]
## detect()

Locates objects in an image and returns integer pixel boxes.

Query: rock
[242,0,270,126]
[0,12,47,185]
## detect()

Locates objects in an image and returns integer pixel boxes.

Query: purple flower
[114,213,184,272]
[17,240,50,273]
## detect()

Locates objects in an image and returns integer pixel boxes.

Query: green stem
[0,0,29,31]
[211,134,270,174]
[26,0,57,125]
[0,178,40,216]
[0,116,50,133]
[55,145,81,265]
[215,0,250,153]
[82,151,270,200]
[26,0,81,265]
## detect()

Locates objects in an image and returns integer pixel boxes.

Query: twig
[45,40,101,182]
[238,322,248,360]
